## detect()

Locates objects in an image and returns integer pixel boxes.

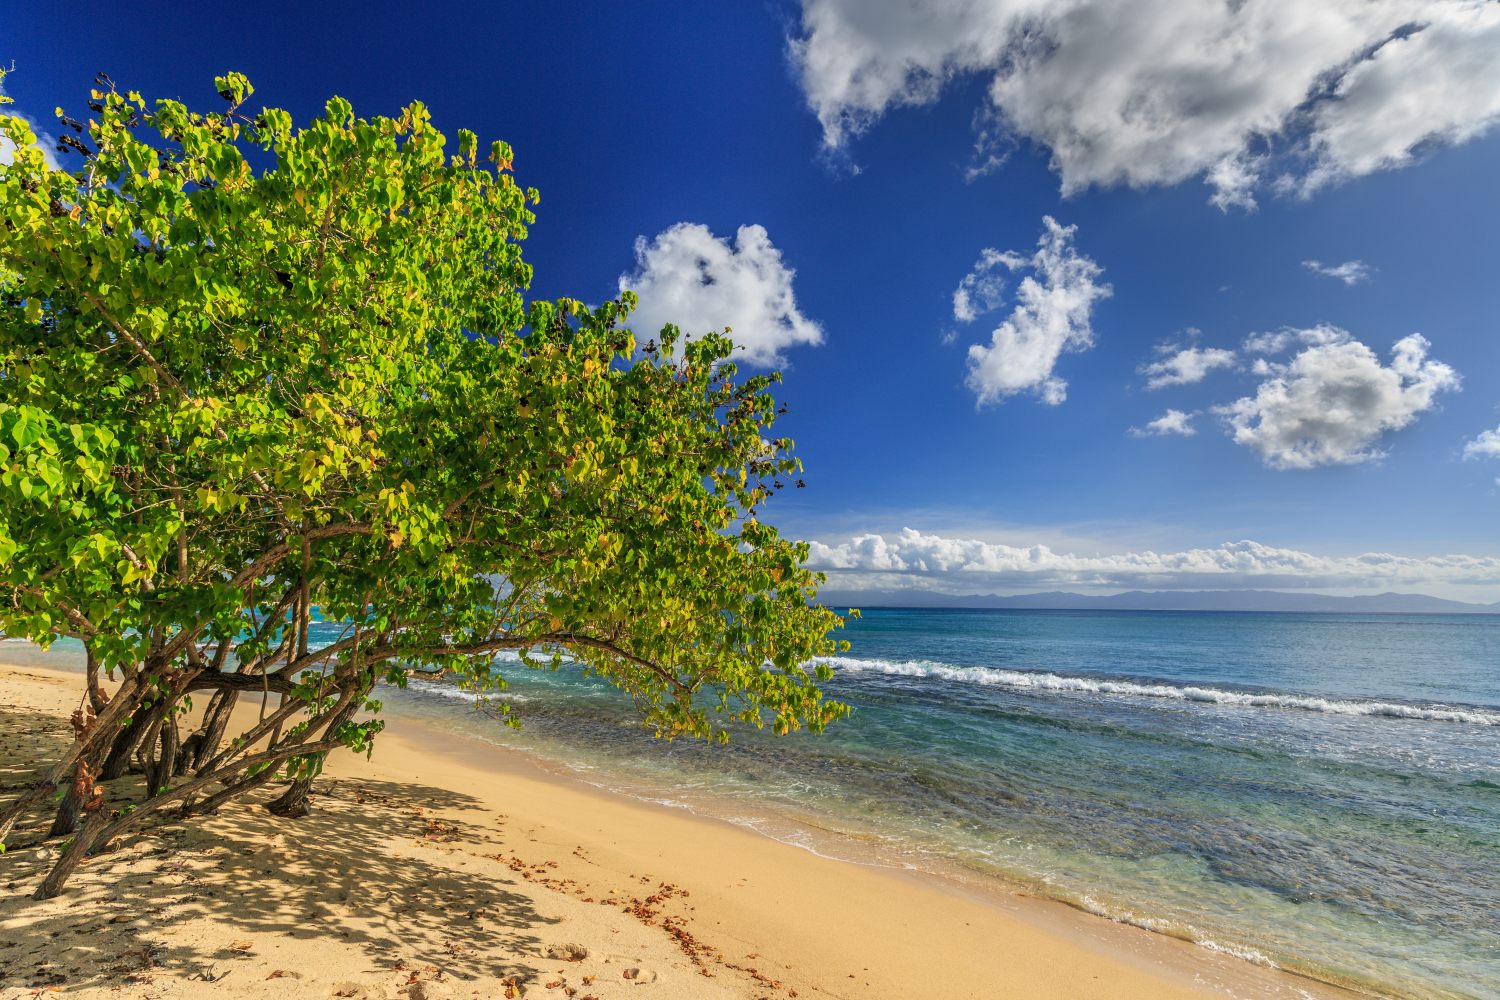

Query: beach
[0,649,1357,1000]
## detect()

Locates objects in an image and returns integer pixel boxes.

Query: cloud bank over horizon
[805,527,1500,597]
[790,0,1500,208]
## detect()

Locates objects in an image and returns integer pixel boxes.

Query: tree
[0,71,849,898]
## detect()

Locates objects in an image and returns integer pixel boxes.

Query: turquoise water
[380,610,1500,999]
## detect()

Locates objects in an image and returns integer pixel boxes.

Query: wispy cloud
[1130,409,1196,437]
[1302,259,1373,285]
[1140,346,1237,390]
[1242,324,1349,355]
[1463,425,1500,461]
[952,247,1020,323]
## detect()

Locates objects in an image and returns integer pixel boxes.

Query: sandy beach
[0,649,1361,1000]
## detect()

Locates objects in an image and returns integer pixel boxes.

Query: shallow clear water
[376,610,1500,999]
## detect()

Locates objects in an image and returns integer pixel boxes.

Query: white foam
[1078,896,1279,969]
[407,680,527,704]
[1197,938,1280,968]
[815,656,1500,726]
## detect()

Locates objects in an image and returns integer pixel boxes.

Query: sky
[6,1,1500,600]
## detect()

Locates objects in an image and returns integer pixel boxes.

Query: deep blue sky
[7,1,1500,597]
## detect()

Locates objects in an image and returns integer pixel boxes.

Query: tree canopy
[0,71,848,896]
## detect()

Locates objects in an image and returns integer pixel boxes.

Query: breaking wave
[815,656,1500,726]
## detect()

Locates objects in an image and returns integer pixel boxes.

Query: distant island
[817,589,1500,614]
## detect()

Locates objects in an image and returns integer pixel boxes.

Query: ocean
[379,609,1500,1000]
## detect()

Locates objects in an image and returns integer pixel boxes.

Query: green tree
[0,71,849,898]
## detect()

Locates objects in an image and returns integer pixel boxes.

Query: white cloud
[1463,425,1500,460]
[1303,259,1373,285]
[1217,332,1459,469]
[963,217,1110,406]
[1242,323,1351,355]
[952,247,1021,323]
[807,528,1500,593]
[619,223,823,367]
[1131,409,1197,437]
[1140,346,1237,390]
[1205,151,1269,212]
[789,0,1500,208]
[1297,2,1500,194]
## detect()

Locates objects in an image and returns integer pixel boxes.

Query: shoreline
[0,646,1370,999]
[392,685,1380,1000]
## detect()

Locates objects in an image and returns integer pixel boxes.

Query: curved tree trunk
[30,662,364,897]
[35,730,346,897]
[143,712,179,800]
[101,711,146,781]
[0,675,145,847]
[190,690,238,770]
[265,777,313,818]
[265,695,360,818]
[47,785,82,838]
[33,809,108,900]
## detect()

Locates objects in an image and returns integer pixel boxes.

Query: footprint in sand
[620,966,658,984]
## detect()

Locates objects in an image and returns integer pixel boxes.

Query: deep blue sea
[380,609,1500,999]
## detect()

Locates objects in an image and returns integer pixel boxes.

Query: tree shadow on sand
[0,700,560,992]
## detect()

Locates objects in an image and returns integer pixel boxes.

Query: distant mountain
[814,589,1500,614]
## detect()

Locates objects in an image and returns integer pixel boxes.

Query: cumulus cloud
[1296,2,1500,194]
[1463,425,1500,461]
[963,217,1110,406]
[1303,259,1373,285]
[789,0,1500,207]
[1217,332,1459,469]
[1130,409,1197,437]
[619,223,823,367]
[1140,346,1237,390]
[806,528,1500,593]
